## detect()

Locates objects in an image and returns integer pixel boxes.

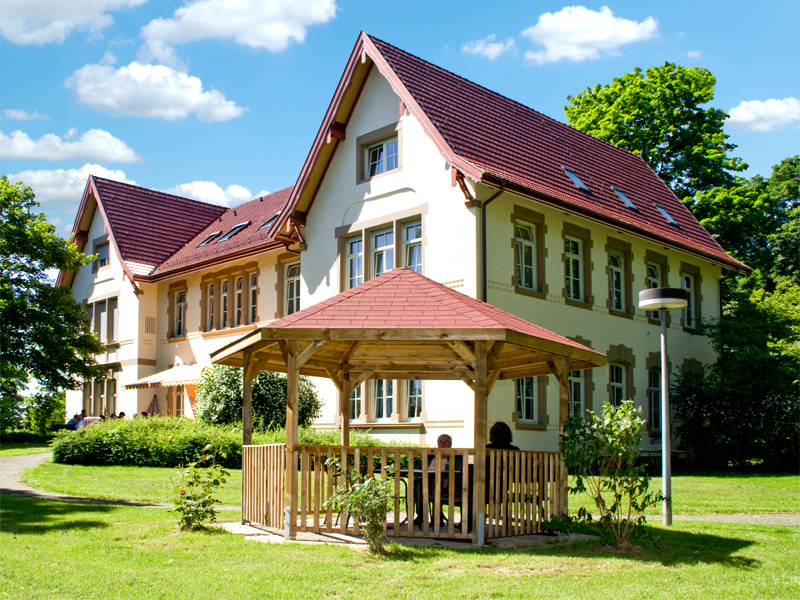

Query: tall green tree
[0,177,104,428]
[565,62,746,199]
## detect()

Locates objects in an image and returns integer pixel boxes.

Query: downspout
[480,182,506,302]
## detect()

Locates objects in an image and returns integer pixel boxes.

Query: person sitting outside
[65,414,80,430]
[486,421,519,450]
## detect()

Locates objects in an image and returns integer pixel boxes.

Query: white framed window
[374,379,394,420]
[350,387,362,422]
[403,220,422,273]
[221,279,229,328]
[285,263,300,316]
[97,243,110,268]
[565,236,583,301]
[371,228,394,276]
[609,251,625,311]
[105,379,116,416]
[515,222,536,290]
[516,377,537,423]
[92,298,118,344]
[347,235,363,289]
[249,273,258,324]
[234,276,243,327]
[646,261,662,319]
[682,273,696,329]
[568,370,584,416]
[366,136,399,177]
[173,290,187,338]
[406,380,422,418]
[92,380,105,416]
[206,283,215,331]
[609,363,625,407]
[648,368,661,432]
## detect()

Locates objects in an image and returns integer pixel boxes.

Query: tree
[195,365,321,429]
[565,63,746,199]
[0,177,104,428]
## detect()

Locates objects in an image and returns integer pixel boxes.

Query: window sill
[201,324,258,339]
[515,421,547,431]
[607,308,634,319]
[681,326,702,336]
[168,335,187,342]
[356,167,400,186]
[348,421,424,429]
[514,287,546,300]
[565,298,593,311]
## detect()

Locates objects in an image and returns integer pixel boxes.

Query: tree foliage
[565,62,746,199]
[195,365,321,429]
[0,177,104,426]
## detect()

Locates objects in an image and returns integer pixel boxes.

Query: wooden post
[242,350,254,446]
[551,356,570,515]
[284,341,300,540]
[473,340,488,546]
[341,364,351,448]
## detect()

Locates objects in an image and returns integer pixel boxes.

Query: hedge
[50,417,387,469]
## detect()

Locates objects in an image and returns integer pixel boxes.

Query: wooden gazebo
[211,269,605,545]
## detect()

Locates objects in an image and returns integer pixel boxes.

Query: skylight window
[257,215,278,231]
[612,187,638,210]
[215,222,251,243]
[563,168,590,192]
[197,231,222,247]
[654,203,678,226]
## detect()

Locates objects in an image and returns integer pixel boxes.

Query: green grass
[571,473,800,516]
[0,442,52,457]
[1,494,798,600]
[22,461,243,506]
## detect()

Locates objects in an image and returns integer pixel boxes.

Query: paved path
[3,453,799,526]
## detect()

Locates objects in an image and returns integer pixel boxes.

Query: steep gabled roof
[92,176,228,272]
[282,32,744,270]
[150,186,292,277]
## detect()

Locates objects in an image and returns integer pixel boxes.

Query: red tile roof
[271,268,602,355]
[93,176,227,270]
[90,177,292,279]
[366,35,743,268]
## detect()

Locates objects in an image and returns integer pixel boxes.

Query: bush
[24,391,66,434]
[0,430,54,443]
[50,417,388,469]
[170,445,230,531]
[560,400,662,549]
[195,365,321,429]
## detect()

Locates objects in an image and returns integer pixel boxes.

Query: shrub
[0,430,54,443]
[23,391,66,434]
[560,400,662,549]
[50,418,387,469]
[170,445,230,531]
[195,365,321,429]
[324,461,395,554]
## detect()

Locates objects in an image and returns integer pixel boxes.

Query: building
[62,33,743,451]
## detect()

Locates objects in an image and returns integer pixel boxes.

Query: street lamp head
[638,287,689,310]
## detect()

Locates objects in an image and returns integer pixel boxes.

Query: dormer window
[198,231,222,247]
[563,168,590,192]
[257,215,278,231]
[96,243,110,267]
[654,203,678,226]
[215,222,251,243]
[367,136,399,177]
[612,187,637,210]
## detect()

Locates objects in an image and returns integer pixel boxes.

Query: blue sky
[1,0,798,233]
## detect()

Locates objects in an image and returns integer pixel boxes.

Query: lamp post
[638,287,689,526]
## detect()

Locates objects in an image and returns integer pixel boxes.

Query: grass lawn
[0,442,53,457]
[1,494,798,600]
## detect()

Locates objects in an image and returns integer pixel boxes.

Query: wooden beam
[340,340,360,364]
[445,340,476,366]
[284,341,300,540]
[350,370,375,388]
[548,356,570,428]
[325,367,344,393]
[473,340,488,546]
[242,350,257,447]
[297,340,326,368]
[341,364,351,447]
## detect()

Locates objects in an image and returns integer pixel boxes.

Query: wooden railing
[241,444,567,541]
[242,444,285,529]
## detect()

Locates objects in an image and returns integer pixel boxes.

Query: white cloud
[140,0,337,64]
[0,0,145,45]
[461,35,516,60]
[6,164,134,216]
[727,97,800,132]
[3,108,49,121]
[521,5,657,65]
[165,181,253,206]
[0,128,141,162]
[66,58,246,122]
[687,50,701,59]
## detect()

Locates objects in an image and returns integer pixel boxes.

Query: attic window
[215,222,251,243]
[612,187,638,210]
[563,168,590,192]
[257,215,278,231]
[654,203,678,226]
[197,231,222,247]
